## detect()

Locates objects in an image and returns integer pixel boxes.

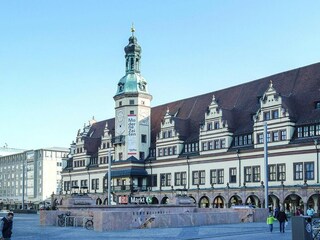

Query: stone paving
[2,213,293,240]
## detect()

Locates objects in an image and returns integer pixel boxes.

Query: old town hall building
[60,30,320,214]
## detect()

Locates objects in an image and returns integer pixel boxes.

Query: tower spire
[131,23,135,37]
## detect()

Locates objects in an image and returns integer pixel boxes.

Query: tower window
[129,99,134,105]
[141,134,147,143]
[119,101,122,107]
[130,110,134,115]
[130,58,134,70]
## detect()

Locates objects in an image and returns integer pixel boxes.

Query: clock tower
[113,27,152,161]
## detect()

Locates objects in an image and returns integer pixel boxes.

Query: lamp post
[22,159,25,210]
[314,139,320,214]
[314,139,319,184]
[149,159,153,191]
[68,170,72,194]
[186,156,190,190]
[264,122,269,209]
[107,150,112,205]
[236,149,241,187]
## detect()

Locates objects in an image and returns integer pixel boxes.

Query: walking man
[0,212,14,240]
[277,208,288,233]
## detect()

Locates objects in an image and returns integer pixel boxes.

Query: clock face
[117,110,124,123]
[116,110,125,134]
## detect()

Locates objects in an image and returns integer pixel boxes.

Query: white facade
[0,147,68,208]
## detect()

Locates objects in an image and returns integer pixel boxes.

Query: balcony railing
[112,135,125,144]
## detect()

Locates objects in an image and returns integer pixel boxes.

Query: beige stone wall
[40,205,268,231]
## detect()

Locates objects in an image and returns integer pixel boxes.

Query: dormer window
[315,101,320,109]
[304,126,309,137]
[207,122,212,130]
[162,131,167,138]
[272,110,279,119]
[214,121,220,129]
[263,112,271,121]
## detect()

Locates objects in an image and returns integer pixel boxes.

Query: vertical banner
[128,114,137,155]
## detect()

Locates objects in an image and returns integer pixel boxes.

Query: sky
[1,1,320,150]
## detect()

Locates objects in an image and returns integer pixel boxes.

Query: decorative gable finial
[210,94,218,105]
[166,106,170,115]
[89,116,97,126]
[269,80,273,88]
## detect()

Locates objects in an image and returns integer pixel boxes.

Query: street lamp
[149,159,153,191]
[314,139,319,184]
[22,159,25,210]
[236,149,241,187]
[315,139,320,214]
[186,156,190,190]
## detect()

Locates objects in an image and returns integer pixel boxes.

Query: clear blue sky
[1,1,320,150]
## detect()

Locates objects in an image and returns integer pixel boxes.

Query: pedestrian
[307,206,315,216]
[295,207,302,216]
[277,208,288,233]
[0,212,14,240]
[267,212,278,232]
[273,207,279,218]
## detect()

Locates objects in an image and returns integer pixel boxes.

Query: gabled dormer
[75,127,85,154]
[199,94,233,154]
[156,108,185,159]
[253,81,295,147]
[98,121,114,165]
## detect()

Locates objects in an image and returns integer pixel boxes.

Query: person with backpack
[0,212,14,240]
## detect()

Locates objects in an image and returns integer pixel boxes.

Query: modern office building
[0,147,68,209]
[60,30,320,214]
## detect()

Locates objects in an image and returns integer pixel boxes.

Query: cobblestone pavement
[3,213,293,240]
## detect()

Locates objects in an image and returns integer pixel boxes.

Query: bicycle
[312,219,320,240]
[57,211,73,227]
[84,216,94,230]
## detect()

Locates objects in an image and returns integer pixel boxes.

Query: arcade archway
[199,196,210,208]
[161,196,169,204]
[213,196,225,208]
[284,193,303,214]
[229,195,242,207]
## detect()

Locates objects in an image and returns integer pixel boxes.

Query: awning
[105,168,148,178]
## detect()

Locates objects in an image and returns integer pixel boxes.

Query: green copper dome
[116,72,148,95]
[114,31,150,97]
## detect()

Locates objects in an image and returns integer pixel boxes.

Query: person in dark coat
[277,209,288,233]
[0,212,14,240]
